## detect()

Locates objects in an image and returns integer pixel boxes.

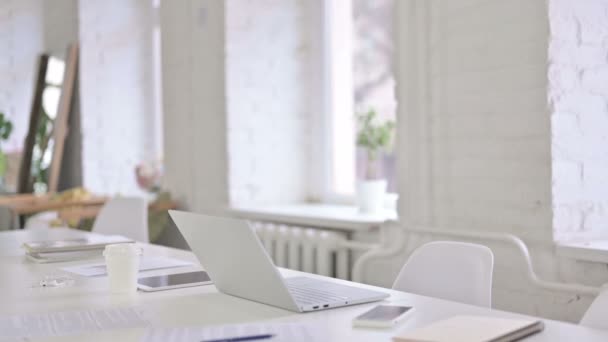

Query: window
[321,0,397,201]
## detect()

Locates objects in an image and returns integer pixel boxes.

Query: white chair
[392,241,494,307]
[580,286,608,330]
[93,197,149,242]
[24,211,58,229]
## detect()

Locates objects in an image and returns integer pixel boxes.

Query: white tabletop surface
[1,228,607,341]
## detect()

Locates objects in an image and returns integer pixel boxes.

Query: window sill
[556,240,608,264]
[227,203,398,232]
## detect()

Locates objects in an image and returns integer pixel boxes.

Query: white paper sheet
[141,322,325,342]
[62,256,193,277]
[0,307,148,340]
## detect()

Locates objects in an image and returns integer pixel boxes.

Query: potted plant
[355,109,395,213]
[0,112,13,188]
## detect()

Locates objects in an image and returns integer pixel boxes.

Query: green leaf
[0,151,6,177]
[0,112,12,142]
[355,108,396,153]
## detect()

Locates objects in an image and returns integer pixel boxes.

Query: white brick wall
[78,0,159,195]
[42,0,78,56]
[0,0,43,152]
[549,0,608,240]
[409,0,553,243]
[225,0,313,205]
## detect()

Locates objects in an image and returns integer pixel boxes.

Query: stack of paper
[23,235,134,263]
[393,315,544,342]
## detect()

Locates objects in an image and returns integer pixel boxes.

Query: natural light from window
[325,0,396,199]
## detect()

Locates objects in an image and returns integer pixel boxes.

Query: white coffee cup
[103,243,142,294]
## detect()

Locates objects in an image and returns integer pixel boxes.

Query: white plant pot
[356,179,387,214]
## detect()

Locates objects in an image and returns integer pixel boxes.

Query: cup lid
[103,243,142,257]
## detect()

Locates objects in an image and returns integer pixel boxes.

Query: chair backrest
[580,287,608,330]
[24,211,58,230]
[392,241,494,307]
[93,197,148,242]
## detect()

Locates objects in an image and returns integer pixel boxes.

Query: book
[393,315,544,342]
[22,235,133,254]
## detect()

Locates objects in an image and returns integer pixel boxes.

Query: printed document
[0,307,148,340]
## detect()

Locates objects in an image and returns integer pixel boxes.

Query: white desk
[1,228,607,341]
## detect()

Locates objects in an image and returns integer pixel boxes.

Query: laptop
[169,210,389,312]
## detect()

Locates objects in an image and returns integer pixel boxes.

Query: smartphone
[352,305,415,328]
[137,271,213,292]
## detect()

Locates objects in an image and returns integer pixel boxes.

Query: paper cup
[103,243,142,294]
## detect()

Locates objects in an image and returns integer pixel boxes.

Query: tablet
[137,271,213,292]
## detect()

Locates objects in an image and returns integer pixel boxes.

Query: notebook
[393,315,544,342]
[23,235,133,253]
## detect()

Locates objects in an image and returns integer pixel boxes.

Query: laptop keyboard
[285,276,375,306]
[286,284,348,305]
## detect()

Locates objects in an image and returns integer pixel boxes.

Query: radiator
[251,222,350,280]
